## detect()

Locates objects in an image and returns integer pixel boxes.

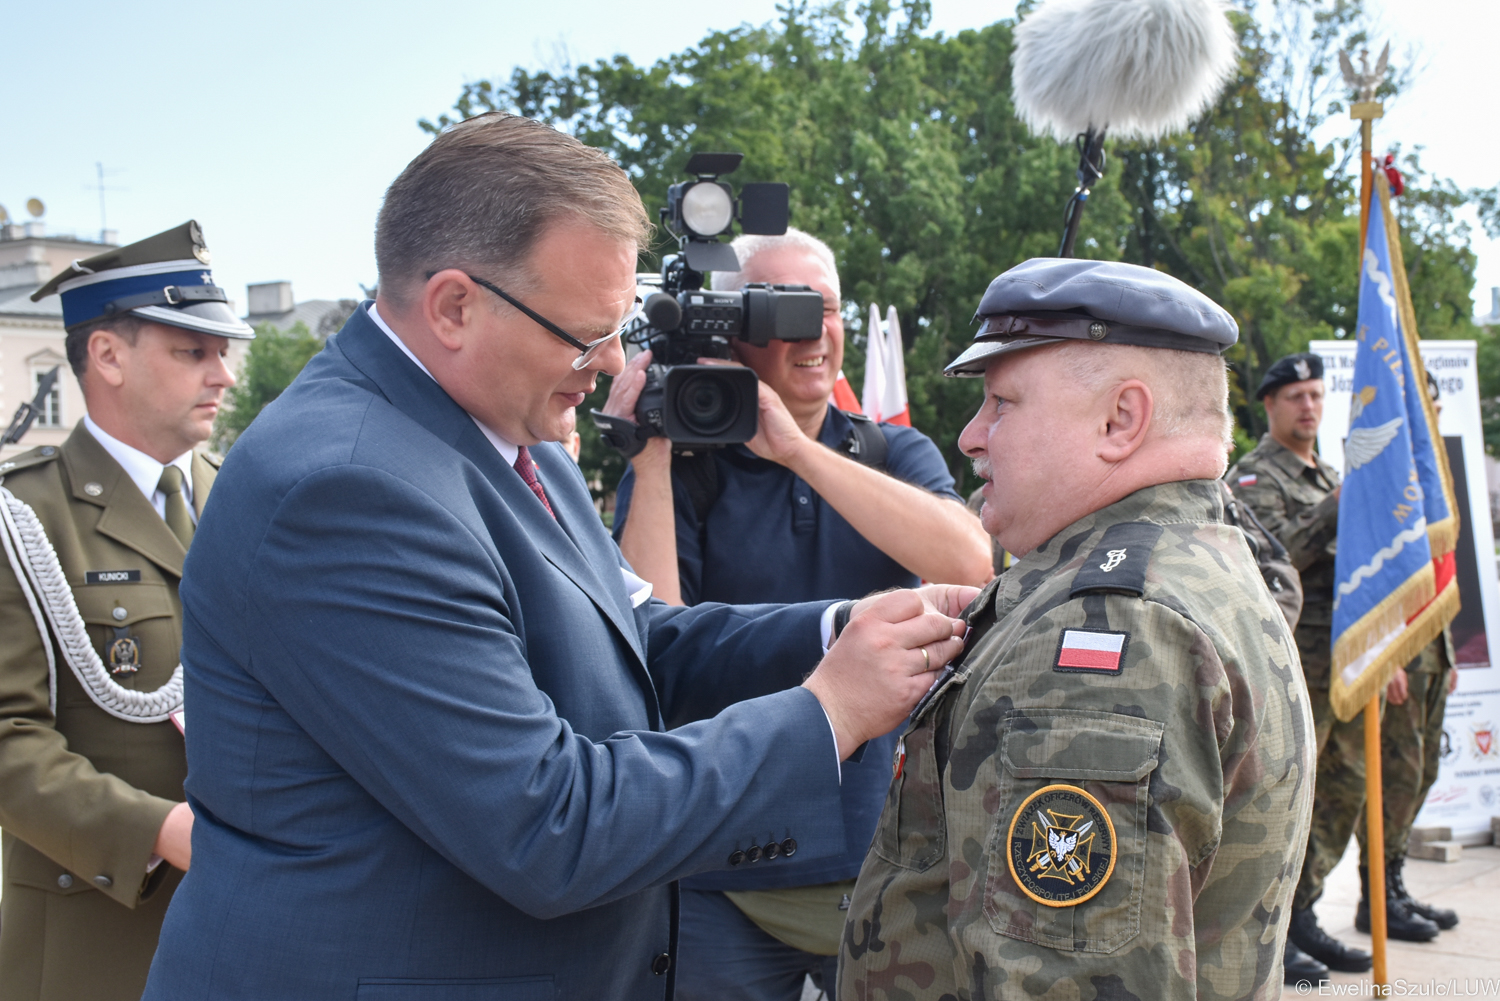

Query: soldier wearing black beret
[1230,347,1444,979]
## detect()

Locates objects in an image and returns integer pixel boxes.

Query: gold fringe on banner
[1331,569,1452,721]
[1378,173,1461,558]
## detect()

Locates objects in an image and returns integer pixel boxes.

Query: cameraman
[603,229,991,1000]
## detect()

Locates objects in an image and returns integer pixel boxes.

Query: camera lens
[675,372,738,437]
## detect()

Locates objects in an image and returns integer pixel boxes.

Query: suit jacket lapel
[62,425,185,578]
[333,307,647,665]
[192,452,217,519]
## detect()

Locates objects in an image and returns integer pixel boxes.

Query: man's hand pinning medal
[803,586,974,760]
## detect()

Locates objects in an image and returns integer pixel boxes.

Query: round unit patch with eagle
[1007,783,1117,907]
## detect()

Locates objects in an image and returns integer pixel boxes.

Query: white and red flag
[862,305,910,426]
[832,369,862,413]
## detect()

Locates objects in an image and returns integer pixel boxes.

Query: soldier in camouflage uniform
[1353,634,1459,935]
[841,260,1315,1001]
[1229,353,1439,960]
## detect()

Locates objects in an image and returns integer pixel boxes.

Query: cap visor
[943,335,1061,376]
[132,302,256,339]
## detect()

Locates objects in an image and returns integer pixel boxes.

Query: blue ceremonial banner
[1330,174,1460,720]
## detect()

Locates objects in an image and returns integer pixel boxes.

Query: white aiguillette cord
[0,485,182,723]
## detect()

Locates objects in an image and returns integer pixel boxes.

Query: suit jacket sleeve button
[651,953,671,976]
[93,875,112,888]
[763,841,780,859]
[56,874,73,889]
[745,844,762,863]
[728,850,745,866]
[781,838,797,857]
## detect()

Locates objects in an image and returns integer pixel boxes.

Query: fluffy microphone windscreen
[1012,0,1239,142]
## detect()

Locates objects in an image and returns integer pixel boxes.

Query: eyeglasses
[467,274,643,371]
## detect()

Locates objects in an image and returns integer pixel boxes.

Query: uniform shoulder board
[0,445,62,480]
[1070,522,1164,598]
[200,450,224,469]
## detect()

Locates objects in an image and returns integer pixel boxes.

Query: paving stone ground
[1279,841,1500,998]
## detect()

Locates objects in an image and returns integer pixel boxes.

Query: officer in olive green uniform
[0,222,253,1000]
[842,260,1314,1001]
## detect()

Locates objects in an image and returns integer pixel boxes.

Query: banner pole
[1364,693,1388,989]
[1351,92,1388,993]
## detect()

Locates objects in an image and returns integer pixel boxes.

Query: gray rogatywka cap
[944,258,1238,376]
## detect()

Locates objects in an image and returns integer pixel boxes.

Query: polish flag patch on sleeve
[1054,629,1129,674]
[1237,474,1257,487]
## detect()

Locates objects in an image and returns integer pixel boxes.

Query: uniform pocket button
[745,844,762,863]
[728,849,745,866]
[56,874,72,889]
[651,953,671,976]
[764,841,780,860]
[781,838,797,857]
[93,875,113,888]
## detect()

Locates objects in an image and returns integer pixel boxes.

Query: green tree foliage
[423,0,1483,496]
[213,322,324,451]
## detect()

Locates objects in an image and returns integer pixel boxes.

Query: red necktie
[513,446,556,520]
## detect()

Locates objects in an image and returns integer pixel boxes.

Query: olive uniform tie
[157,465,195,548]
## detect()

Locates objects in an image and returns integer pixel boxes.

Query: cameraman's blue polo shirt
[613,404,962,890]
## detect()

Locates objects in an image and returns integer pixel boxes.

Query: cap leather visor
[132,301,256,339]
[944,334,1063,376]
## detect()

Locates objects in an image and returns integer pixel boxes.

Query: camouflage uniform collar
[1256,432,1338,483]
[998,479,1225,613]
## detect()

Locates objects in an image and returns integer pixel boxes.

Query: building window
[31,367,62,428]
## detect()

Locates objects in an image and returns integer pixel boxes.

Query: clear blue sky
[3,0,1492,317]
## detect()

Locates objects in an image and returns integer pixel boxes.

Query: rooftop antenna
[85,163,126,239]
[26,198,44,218]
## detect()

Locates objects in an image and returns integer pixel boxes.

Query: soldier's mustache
[971,458,993,482]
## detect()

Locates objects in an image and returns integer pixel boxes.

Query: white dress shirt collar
[367,302,518,466]
[82,414,195,523]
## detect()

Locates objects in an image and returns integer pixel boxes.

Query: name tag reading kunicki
[86,570,142,584]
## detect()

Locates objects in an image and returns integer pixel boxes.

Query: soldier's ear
[87,329,129,390]
[1097,380,1152,463]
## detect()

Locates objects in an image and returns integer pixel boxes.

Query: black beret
[1255,353,1324,400]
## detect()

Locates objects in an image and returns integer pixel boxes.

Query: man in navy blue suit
[142,113,972,1001]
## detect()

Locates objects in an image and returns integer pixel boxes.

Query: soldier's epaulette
[0,444,62,481]
[200,449,224,469]
[1069,522,1164,597]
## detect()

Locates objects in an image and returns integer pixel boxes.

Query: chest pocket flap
[985,709,1164,954]
[72,580,175,628]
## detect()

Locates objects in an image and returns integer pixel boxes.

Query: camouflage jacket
[840,480,1315,1001]
[1227,436,1339,678]
[1220,482,1303,631]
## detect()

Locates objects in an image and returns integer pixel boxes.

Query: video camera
[592,153,823,452]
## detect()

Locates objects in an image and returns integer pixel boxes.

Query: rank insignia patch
[1007,784,1117,907]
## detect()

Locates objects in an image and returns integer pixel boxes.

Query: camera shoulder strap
[839,413,888,472]
[672,449,721,530]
